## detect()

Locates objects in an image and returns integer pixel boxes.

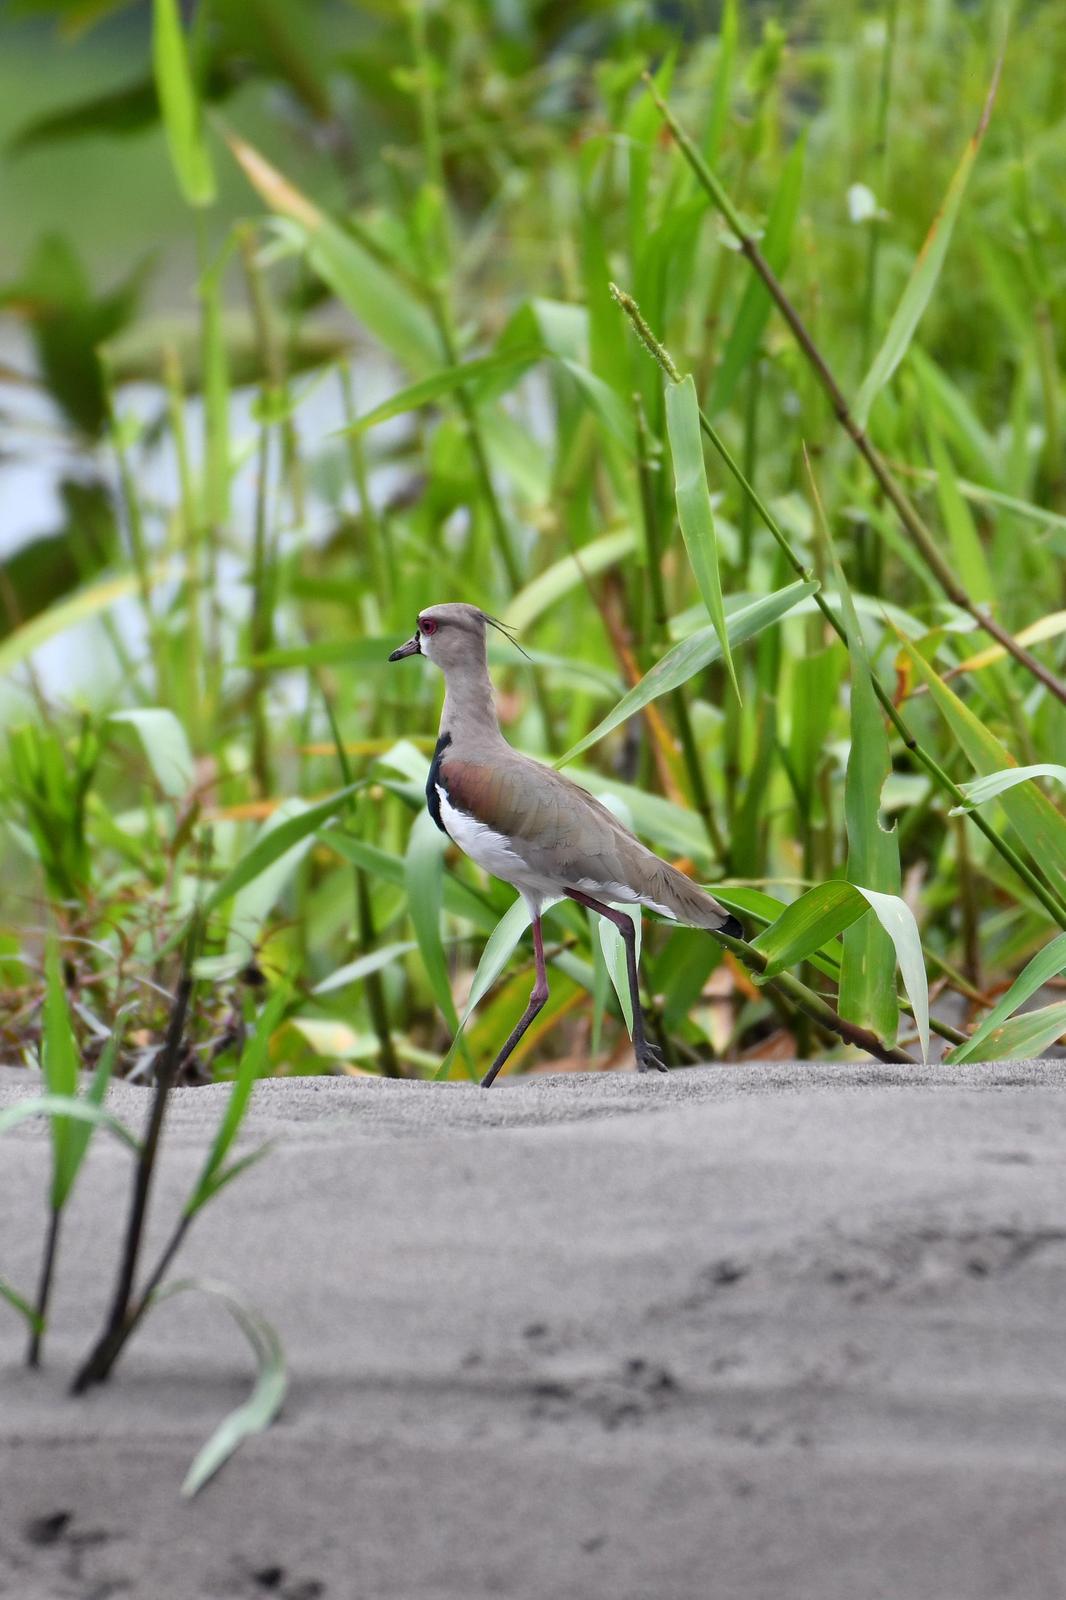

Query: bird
[388,602,742,1087]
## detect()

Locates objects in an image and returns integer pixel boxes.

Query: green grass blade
[0,1096,139,1151]
[949,765,1066,815]
[0,563,178,677]
[556,358,636,454]
[557,581,814,767]
[150,1278,287,1497]
[822,530,902,1045]
[854,56,1001,426]
[853,887,929,1063]
[1,1279,44,1335]
[321,832,500,933]
[947,934,1066,1063]
[502,530,636,632]
[54,1024,124,1210]
[404,809,464,1046]
[200,242,232,528]
[313,943,416,996]
[225,799,320,959]
[902,642,1066,905]
[665,374,739,699]
[710,135,805,415]
[199,785,361,923]
[152,0,215,207]
[42,940,79,1208]
[228,135,441,374]
[753,881,928,1058]
[950,1000,1066,1063]
[185,986,289,1217]
[249,638,395,670]
[924,415,994,604]
[702,0,738,166]
[342,348,541,432]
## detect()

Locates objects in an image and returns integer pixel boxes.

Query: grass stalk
[163,343,204,741]
[26,1207,60,1369]
[71,931,198,1393]
[644,74,1066,709]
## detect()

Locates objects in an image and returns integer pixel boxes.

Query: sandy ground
[1,1059,1065,1600]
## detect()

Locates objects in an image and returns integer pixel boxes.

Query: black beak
[388,634,421,662]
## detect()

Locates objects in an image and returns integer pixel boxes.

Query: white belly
[435,786,677,922]
[436,787,560,914]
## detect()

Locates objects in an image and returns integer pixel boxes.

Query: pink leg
[481,916,549,1089]
[565,888,666,1074]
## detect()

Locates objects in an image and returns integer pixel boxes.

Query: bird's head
[388,604,524,674]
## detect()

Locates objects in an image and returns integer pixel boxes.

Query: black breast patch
[426,730,452,834]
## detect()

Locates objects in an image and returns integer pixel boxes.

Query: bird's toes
[636,1042,668,1074]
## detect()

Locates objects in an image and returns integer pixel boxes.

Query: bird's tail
[641,859,742,937]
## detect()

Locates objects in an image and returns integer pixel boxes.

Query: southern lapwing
[389,602,742,1087]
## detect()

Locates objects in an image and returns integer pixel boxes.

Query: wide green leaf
[753,881,929,1059]
[110,709,195,799]
[557,581,815,767]
[665,374,739,698]
[41,940,79,1208]
[0,561,179,677]
[824,533,902,1045]
[752,881,868,973]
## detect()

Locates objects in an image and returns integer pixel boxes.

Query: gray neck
[440,660,502,745]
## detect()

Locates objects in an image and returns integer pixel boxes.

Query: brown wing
[440,749,733,929]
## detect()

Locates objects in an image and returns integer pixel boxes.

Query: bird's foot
[635,1040,667,1074]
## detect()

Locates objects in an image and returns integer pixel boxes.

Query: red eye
[419,618,437,636]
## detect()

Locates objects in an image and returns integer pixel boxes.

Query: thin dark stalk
[644,74,1066,709]
[71,948,197,1394]
[610,285,1066,931]
[26,1207,60,1368]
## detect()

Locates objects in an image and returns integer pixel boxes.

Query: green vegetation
[4,0,1066,1099]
